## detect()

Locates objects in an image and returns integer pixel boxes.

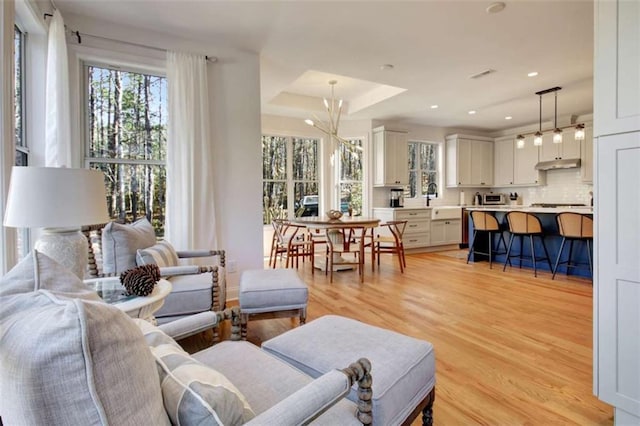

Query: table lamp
[4,166,110,278]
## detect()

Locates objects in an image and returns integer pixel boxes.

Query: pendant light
[552,90,563,144]
[533,93,543,146]
[516,86,584,149]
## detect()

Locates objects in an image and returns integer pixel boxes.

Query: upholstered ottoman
[262,315,436,426]
[238,269,308,339]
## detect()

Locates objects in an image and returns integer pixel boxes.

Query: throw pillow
[135,319,255,425]
[136,240,180,268]
[0,250,100,300]
[102,217,157,273]
[0,291,170,426]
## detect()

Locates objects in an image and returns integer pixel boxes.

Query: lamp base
[35,228,88,279]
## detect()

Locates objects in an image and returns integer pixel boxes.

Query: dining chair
[272,219,315,273]
[324,226,365,283]
[375,221,408,273]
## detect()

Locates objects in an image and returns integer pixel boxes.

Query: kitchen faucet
[425,182,438,207]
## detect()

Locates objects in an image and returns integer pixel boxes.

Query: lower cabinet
[372,208,430,249]
[430,219,461,246]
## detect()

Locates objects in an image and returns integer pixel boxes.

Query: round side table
[84,277,172,324]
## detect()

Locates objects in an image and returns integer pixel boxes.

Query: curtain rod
[43,13,218,63]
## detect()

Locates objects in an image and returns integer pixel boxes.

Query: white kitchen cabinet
[430,219,461,246]
[580,126,593,183]
[493,135,545,186]
[372,208,430,249]
[373,126,408,186]
[539,131,581,162]
[594,0,640,423]
[446,134,493,188]
[493,137,514,186]
[514,135,545,186]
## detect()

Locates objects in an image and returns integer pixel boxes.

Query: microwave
[482,193,506,205]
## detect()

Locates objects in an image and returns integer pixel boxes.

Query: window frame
[336,137,364,216]
[262,133,321,224]
[407,140,440,199]
[13,23,30,258]
[82,61,168,235]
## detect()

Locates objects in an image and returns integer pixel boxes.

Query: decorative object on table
[326,209,343,220]
[138,263,161,282]
[3,167,109,279]
[120,266,158,297]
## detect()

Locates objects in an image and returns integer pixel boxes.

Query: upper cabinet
[445,135,493,188]
[594,0,640,136]
[539,130,581,162]
[493,136,545,187]
[373,126,408,186]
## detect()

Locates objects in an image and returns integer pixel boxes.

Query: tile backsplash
[372,169,593,209]
[494,168,593,206]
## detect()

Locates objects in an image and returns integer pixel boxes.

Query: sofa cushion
[137,240,180,268]
[0,250,100,300]
[136,320,255,425]
[102,218,157,273]
[0,290,170,426]
[155,272,215,319]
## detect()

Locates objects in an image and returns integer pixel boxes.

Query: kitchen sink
[431,206,461,220]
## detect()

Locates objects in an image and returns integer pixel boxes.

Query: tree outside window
[85,64,167,236]
[408,141,438,198]
[262,135,319,224]
[338,139,363,216]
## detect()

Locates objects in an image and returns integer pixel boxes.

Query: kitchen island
[466,206,593,278]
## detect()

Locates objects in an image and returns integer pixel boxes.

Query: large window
[262,135,319,224]
[14,24,29,258]
[85,64,167,236]
[338,139,363,216]
[408,141,439,198]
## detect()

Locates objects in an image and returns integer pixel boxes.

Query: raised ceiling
[56,0,594,133]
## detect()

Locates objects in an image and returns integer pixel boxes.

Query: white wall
[61,13,263,298]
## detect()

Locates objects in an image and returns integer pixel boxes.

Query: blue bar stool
[552,212,593,279]
[503,211,552,277]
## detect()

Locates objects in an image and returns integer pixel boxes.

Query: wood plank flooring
[180,250,613,425]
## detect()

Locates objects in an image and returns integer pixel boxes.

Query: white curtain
[165,51,217,252]
[44,9,71,167]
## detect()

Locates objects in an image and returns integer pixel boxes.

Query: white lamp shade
[4,167,110,228]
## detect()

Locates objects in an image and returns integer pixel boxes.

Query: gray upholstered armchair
[83,218,226,337]
[0,251,373,425]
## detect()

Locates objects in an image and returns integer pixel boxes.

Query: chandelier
[304,80,356,148]
[516,87,585,149]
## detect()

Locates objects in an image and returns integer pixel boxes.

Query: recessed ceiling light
[505,116,512,120]
[380,64,394,70]
[468,110,477,115]
[486,2,506,14]
[528,71,539,77]
[430,104,439,109]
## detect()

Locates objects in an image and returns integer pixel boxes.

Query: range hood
[535,158,581,171]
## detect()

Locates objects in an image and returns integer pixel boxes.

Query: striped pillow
[135,320,255,426]
[136,241,179,268]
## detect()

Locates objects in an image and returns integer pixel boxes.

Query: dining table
[289,216,380,272]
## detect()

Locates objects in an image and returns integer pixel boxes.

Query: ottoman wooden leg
[299,308,307,325]
[422,387,436,426]
[241,313,249,341]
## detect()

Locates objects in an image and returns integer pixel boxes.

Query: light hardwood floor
[181,250,613,425]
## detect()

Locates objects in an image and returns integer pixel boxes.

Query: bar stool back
[552,212,593,279]
[503,211,552,277]
[466,211,507,268]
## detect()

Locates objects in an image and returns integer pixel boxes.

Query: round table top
[84,277,172,312]
[290,216,380,228]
